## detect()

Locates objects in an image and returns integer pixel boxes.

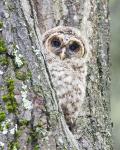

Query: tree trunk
[0,0,112,150]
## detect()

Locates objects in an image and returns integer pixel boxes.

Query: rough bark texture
[0,0,112,150]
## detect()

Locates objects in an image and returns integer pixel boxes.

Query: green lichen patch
[0,56,9,66]
[0,124,3,131]
[0,112,6,122]
[2,95,9,102]
[2,79,18,113]
[6,101,17,113]
[7,84,14,94]
[0,21,3,29]
[15,130,22,138]
[6,80,16,101]
[19,119,29,126]
[0,39,7,54]
[7,79,14,85]
[8,141,20,150]
[5,122,10,129]
[3,95,17,113]
[34,144,39,150]
[15,69,32,81]
[15,70,28,81]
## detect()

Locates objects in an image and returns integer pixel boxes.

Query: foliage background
[110,0,120,149]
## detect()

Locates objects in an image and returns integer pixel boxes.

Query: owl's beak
[60,48,67,60]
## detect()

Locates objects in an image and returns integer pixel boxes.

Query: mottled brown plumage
[42,26,89,129]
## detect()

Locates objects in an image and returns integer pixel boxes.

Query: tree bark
[0,0,112,150]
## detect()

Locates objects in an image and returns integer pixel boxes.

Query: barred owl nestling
[42,26,89,130]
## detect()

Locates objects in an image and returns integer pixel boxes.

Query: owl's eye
[51,38,61,48]
[69,42,80,52]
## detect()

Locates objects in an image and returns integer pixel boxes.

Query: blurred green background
[110,0,120,149]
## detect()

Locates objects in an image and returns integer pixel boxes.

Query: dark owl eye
[69,42,80,52]
[51,38,61,48]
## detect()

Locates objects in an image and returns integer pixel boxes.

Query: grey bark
[0,0,112,150]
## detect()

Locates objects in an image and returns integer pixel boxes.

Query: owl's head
[42,26,89,61]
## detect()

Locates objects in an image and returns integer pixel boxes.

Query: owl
[42,26,89,130]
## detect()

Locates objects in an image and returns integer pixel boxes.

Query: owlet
[42,26,89,130]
